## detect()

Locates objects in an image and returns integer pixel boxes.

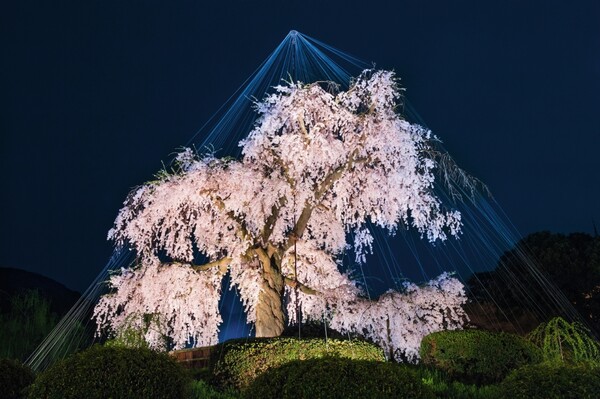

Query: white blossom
[94,258,223,349]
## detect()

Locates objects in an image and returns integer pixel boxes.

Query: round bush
[419,329,542,385]
[244,357,434,399]
[500,362,600,398]
[0,359,35,399]
[27,345,190,399]
[211,337,384,390]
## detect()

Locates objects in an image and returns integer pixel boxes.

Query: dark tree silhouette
[468,231,600,334]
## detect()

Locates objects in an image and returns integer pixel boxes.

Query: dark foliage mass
[500,362,600,399]
[244,357,434,399]
[419,329,542,385]
[210,337,384,391]
[0,359,35,399]
[468,231,600,334]
[0,268,84,361]
[0,290,57,360]
[0,289,90,362]
[0,268,79,315]
[27,345,191,399]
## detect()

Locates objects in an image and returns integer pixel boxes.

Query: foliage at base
[499,362,600,399]
[0,359,35,399]
[419,329,541,385]
[243,357,434,399]
[27,345,190,399]
[527,316,600,365]
[187,380,240,399]
[416,367,501,399]
[210,337,385,390]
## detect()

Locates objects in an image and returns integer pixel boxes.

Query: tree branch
[297,114,311,146]
[268,149,296,187]
[283,151,369,252]
[189,257,232,274]
[254,247,275,273]
[211,195,251,241]
[285,205,313,249]
[262,196,287,243]
[284,277,319,296]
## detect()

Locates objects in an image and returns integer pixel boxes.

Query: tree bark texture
[254,254,286,337]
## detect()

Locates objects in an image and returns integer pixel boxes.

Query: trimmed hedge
[499,362,600,398]
[27,345,191,399]
[0,358,35,399]
[244,357,434,399]
[420,329,542,385]
[210,337,385,390]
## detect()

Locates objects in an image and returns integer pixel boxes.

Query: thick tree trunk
[255,255,286,337]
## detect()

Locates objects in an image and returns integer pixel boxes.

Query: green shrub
[527,316,600,365]
[499,362,600,398]
[27,345,191,399]
[439,382,501,399]
[419,329,542,385]
[0,358,35,399]
[210,337,384,390]
[187,380,240,399]
[417,367,501,399]
[244,357,434,399]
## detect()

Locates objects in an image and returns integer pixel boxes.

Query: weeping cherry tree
[94,70,468,361]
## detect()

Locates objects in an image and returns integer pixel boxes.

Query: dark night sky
[2,1,599,292]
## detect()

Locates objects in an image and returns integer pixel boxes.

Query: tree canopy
[94,70,467,361]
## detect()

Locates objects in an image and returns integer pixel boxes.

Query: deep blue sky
[2,1,599,292]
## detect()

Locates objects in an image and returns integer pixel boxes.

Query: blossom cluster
[93,258,222,349]
[286,271,468,362]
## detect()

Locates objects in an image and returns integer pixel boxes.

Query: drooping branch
[284,277,319,295]
[163,258,232,274]
[425,148,492,202]
[191,257,232,273]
